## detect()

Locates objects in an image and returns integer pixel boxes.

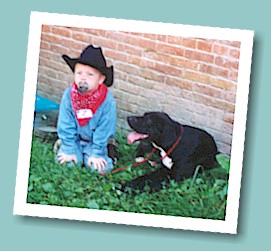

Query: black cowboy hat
[62,45,113,87]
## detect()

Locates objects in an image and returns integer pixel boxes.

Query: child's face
[74,63,106,94]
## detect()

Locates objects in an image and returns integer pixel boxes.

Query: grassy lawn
[27,132,230,220]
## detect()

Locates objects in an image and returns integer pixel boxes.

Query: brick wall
[37,25,241,155]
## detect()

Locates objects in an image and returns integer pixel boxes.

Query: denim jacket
[57,86,116,158]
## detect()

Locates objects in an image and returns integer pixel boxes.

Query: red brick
[193,83,224,99]
[61,39,83,50]
[154,62,182,77]
[165,106,194,125]
[38,75,51,85]
[51,26,72,37]
[158,43,184,56]
[127,75,154,89]
[228,59,239,71]
[229,48,240,59]
[50,44,79,57]
[153,83,182,97]
[216,142,231,155]
[184,70,210,85]
[115,62,140,75]
[229,41,241,48]
[105,49,128,62]
[229,71,239,82]
[57,71,73,83]
[40,41,50,50]
[115,91,137,104]
[214,56,239,73]
[39,49,60,61]
[224,91,236,103]
[68,27,85,32]
[197,40,213,53]
[224,112,235,124]
[142,33,157,40]
[191,92,235,113]
[143,51,169,64]
[209,77,236,91]
[83,28,106,36]
[106,31,130,43]
[72,32,93,43]
[182,38,197,48]
[214,56,228,68]
[157,34,167,42]
[165,76,193,90]
[117,100,139,114]
[118,43,142,56]
[39,58,70,73]
[128,36,156,51]
[37,83,54,95]
[200,64,229,78]
[179,89,194,100]
[139,68,165,82]
[93,36,118,50]
[167,36,183,45]
[118,81,139,95]
[41,33,63,45]
[114,69,128,81]
[38,66,58,79]
[53,81,71,91]
[170,57,199,70]
[140,58,156,69]
[128,55,142,66]
[214,44,229,56]
[128,32,143,37]
[138,88,167,107]
[185,50,214,63]
[42,25,51,33]
[191,103,225,119]
[212,131,233,145]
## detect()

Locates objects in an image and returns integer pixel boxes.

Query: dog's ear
[153,112,174,130]
[158,114,181,147]
[161,123,180,147]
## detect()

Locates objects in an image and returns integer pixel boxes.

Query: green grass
[27,132,230,220]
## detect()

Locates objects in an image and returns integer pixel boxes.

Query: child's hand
[87,156,107,173]
[57,153,78,165]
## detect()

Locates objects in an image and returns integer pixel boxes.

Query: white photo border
[13,11,254,234]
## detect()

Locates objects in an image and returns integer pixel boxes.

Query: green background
[1,0,270,249]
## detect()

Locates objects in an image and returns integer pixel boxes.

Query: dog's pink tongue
[127,132,148,144]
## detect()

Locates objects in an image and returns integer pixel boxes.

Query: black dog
[122,112,218,192]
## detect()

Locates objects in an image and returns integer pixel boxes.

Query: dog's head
[127,112,180,145]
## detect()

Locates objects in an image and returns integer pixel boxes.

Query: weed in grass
[27,132,229,220]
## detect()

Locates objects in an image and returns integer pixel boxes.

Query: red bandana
[70,83,108,126]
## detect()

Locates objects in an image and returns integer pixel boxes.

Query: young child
[56,45,116,174]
